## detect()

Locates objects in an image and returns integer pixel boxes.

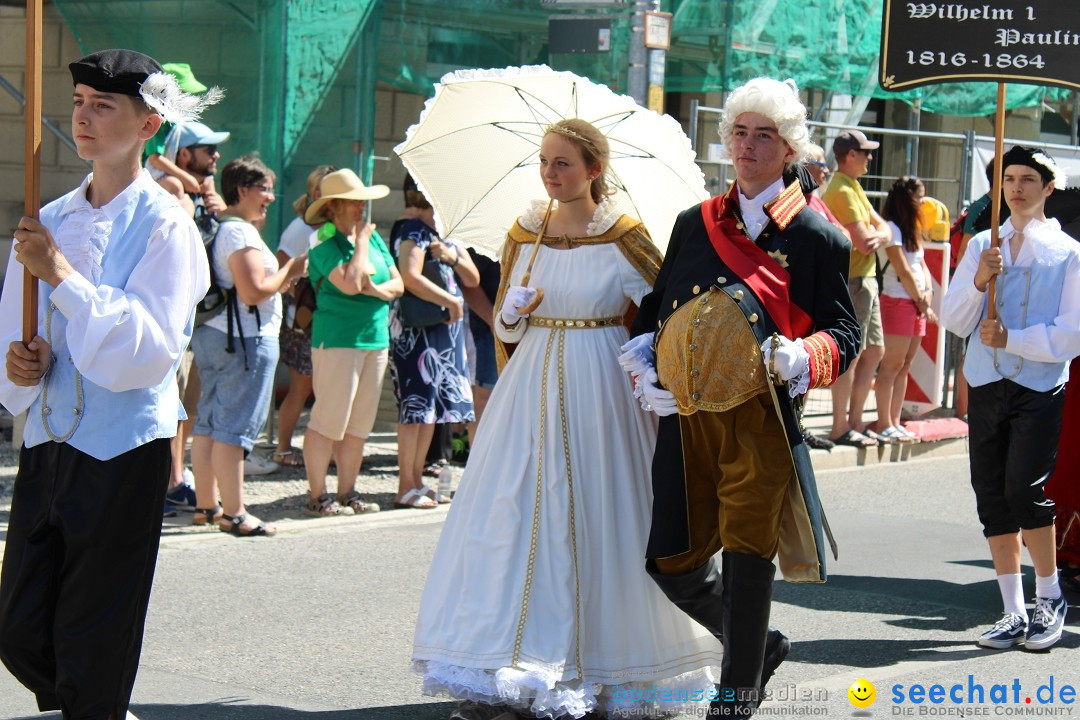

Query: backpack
[948,207,969,270]
[192,203,227,326]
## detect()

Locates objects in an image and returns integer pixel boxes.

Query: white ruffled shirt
[943,216,1080,363]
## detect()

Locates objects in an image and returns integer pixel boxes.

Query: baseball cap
[175,121,230,149]
[161,63,207,94]
[833,129,880,156]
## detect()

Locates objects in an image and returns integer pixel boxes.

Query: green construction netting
[48,0,1072,236]
[52,0,380,241]
[667,0,1068,115]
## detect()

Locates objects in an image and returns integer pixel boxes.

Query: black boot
[712,552,778,719]
[646,558,789,698]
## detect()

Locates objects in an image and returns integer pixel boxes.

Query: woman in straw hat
[301,169,402,516]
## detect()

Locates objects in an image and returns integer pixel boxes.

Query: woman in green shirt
[301,169,403,516]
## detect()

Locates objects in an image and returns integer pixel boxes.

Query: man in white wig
[621,77,859,717]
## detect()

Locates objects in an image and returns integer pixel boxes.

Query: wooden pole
[22,0,42,344]
[986,82,1006,321]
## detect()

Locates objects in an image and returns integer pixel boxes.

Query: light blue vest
[23,183,191,461]
[963,248,1071,392]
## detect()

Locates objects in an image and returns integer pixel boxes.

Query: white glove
[500,285,538,326]
[760,335,810,397]
[635,368,679,417]
[618,333,656,376]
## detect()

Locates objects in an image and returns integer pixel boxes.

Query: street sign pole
[627,0,647,105]
[644,6,671,114]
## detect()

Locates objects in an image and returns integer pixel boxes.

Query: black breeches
[0,438,170,720]
[968,380,1063,537]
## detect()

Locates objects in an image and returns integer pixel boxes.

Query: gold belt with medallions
[527,315,623,329]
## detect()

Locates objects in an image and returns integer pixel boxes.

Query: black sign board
[549,17,612,54]
[880,0,1080,92]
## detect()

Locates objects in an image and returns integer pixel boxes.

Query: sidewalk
[0,396,969,535]
[799,387,969,470]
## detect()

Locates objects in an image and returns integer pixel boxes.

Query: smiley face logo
[848,679,876,708]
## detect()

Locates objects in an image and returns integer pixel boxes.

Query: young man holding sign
[0,49,211,718]
[942,146,1080,651]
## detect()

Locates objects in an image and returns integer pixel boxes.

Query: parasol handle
[516,198,553,315]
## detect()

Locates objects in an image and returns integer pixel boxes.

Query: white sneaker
[243,452,278,476]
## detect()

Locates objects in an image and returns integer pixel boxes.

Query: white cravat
[737,177,786,240]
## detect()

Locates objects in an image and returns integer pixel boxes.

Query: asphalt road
[0,455,1077,720]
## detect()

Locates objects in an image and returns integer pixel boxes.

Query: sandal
[219,512,277,537]
[394,487,438,509]
[271,448,305,467]
[306,493,352,517]
[897,425,919,442]
[422,460,447,478]
[193,505,223,527]
[338,490,381,514]
[829,428,878,448]
[421,484,452,504]
[802,430,834,451]
[878,426,914,444]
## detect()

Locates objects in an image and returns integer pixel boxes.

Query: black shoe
[761,629,791,694]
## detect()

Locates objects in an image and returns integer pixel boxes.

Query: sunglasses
[854,148,873,155]
[247,184,275,195]
[189,144,218,155]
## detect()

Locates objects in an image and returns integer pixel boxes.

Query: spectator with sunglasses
[823,130,890,449]
[157,121,230,219]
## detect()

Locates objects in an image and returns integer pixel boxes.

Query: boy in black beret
[0,49,217,719]
[943,146,1080,652]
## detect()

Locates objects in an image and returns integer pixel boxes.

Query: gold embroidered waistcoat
[656,288,768,414]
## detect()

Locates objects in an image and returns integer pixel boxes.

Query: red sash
[700,194,813,339]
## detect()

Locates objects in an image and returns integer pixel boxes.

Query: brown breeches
[654,393,794,576]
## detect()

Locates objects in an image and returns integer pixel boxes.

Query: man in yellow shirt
[823,130,890,447]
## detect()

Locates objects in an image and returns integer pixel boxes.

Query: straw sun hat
[304,169,390,223]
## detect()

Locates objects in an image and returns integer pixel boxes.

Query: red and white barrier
[903,241,950,416]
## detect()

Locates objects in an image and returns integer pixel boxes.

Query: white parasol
[394,65,707,257]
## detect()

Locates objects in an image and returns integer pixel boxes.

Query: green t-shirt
[823,171,876,278]
[308,228,395,350]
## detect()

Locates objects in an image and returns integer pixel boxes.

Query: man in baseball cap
[832,129,880,155]
[157,120,231,217]
[823,128,890,449]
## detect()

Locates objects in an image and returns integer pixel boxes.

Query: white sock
[1035,572,1062,600]
[997,573,1027,618]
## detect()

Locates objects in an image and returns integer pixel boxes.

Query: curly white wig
[718,77,811,168]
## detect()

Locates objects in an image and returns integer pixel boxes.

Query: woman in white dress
[412,119,723,720]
